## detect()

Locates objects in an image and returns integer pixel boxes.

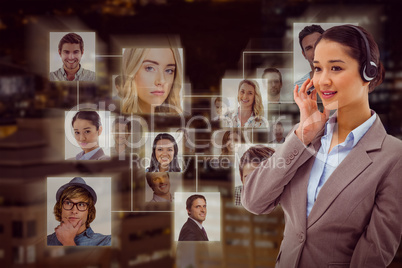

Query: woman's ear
[98,126,103,136]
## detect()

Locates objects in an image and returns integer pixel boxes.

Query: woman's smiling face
[155,138,175,168]
[226,132,240,153]
[135,48,176,112]
[313,39,369,111]
[238,83,255,110]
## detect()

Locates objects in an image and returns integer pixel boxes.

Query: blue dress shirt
[306,111,377,217]
[47,227,111,246]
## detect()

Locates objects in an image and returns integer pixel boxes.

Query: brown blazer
[242,116,402,268]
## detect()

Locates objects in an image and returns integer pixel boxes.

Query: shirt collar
[77,227,94,239]
[188,217,203,229]
[323,110,377,148]
[80,147,101,160]
[152,193,172,202]
[235,108,254,117]
[62,64,83,79]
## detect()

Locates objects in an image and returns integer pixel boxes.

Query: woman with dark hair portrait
[242,25,402,267]
[220,130,241,155]
[68,111,110,160]
[223,79,266,128]
[217,130,243,165]
[146,133,181,172]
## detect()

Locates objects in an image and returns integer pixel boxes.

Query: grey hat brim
[56,177,97,204]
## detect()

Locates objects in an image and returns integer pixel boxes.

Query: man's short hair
[58,33,84,53]
[239,145,275,179]
[262,68,282,84]
[145,172,169,189]
[186,194,206,211]
[53,186,96,228]
[275,121,283,128]
[298,24,325,52]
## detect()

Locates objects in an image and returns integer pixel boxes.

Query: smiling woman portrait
[121,48,183,114]
[223,79,266,128]
[146,133,181,172]
[242,25,402,268]
[68,111,110,160]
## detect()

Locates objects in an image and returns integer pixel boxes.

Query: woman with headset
[242,25,402,267]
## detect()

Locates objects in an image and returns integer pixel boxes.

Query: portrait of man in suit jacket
[178,194,209,241]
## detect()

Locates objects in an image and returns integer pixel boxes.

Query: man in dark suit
[178,194,209,241]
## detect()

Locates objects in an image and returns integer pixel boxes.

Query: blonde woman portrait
[121,48,183,114]
[223,79,266,128]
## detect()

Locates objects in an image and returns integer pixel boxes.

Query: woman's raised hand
[293,78,330,146]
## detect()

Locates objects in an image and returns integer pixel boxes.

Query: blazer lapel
[90,148,104,160]
[288,127,325,231]
[307,116,386,228]
[188,219,207,240]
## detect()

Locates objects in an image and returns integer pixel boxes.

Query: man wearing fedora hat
[47,177,111,246]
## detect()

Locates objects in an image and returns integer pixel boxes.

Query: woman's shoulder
[97,155,111,160]
[383,134,402,154]
[91,148,111,160]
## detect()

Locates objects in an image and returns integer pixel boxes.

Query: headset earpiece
[362,61,378,82]
[349,25,378,82]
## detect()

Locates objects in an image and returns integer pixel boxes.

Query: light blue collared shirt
[306,111,377,217]
[47,227,111,246]
[78,147,101,160]
[49,64,96,81]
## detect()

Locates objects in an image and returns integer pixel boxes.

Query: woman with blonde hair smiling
[223,79,266,128]
[121,48,183,114]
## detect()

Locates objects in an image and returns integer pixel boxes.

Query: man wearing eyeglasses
[47,177,111,246]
